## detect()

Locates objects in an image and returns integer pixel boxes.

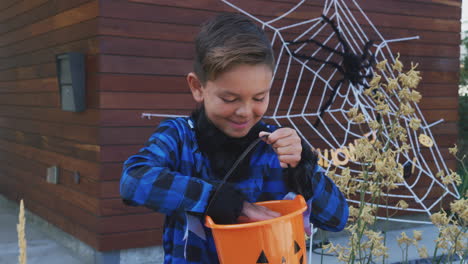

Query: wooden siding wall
[0,0,103,250]
[0,0,461,252]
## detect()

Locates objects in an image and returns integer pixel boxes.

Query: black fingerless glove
[283,139,318,200]
[205,183,246,224]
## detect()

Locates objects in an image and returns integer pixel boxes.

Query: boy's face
[188,64,272,138]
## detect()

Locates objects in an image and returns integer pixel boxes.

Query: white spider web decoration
[142,0,461,225]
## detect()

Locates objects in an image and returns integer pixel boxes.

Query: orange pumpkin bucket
[205,195,308,264]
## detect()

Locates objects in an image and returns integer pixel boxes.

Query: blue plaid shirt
[120,117,348,263]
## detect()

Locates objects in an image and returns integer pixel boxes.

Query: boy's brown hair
[194,13,275,84]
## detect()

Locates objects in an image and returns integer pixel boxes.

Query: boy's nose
[235,103,251,117]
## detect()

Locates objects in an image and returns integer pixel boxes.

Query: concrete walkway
[0,195,465,264]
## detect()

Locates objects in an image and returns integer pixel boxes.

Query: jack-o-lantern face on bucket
[255,240,305,264]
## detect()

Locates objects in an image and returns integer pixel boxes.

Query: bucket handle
[205,135,268,217]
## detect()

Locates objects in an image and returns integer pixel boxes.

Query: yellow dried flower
[436,170,445,178]
[409,90,422,103]
[347,107,358,118]
[396,200,409,210]
[392,53,403,72]
[413,230,422,241]
[376,103,390,115]
[399,132,407,142]
[441,170,462,186]
[399,63,421,89]
[398,88,411,102]
[376,60,387,71]
[369,120,381,130]
[353,113,366,124]
[363,87,374,96]
[448,144,458,156]
[400,143,411,152]
[397,231,413,246]
[369,74,382,88]
[409,118,421,131]
[406,62,422,89]
[431,211,449,226]
[418,246,429,258]
[348,206,359,222]
[385,78,399,92]
[399,103,414,115]
[450,198,468,221]
[361,205,376,224]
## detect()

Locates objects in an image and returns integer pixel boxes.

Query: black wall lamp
[55,52,86,112]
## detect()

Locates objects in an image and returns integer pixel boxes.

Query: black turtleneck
[191,108,317,224]
[192,108,268,182]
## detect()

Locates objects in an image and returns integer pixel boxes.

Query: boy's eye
[253,97,265,102]
[221,97,237,103]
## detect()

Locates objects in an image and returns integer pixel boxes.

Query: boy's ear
[187,72,204,103]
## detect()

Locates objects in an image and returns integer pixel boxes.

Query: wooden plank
[99,17,460,46]
[100,0,217,26]
[97,73,459,98]
[102,163,126,181]
[0,0,92,34]
[0,77,57,93]
[0,139,100,180]
[0,150,99,200]
[0,0,18,11]
[0,161,100,217]
[98,74,188,93]
[100,198,154,216]
[132,0,461,20]
[271,0,461,20]
[0,105,99,125]
[100,212,164,234]
[100,92,195,110]
[102,0,460,32]
[0,62,55,81]
[98,35,458,60]
[100,108,459,129]
[0,19,98,58]
[99,17,198,42]
[0,1,98,47]
[100,142,456,163]
[0,116,99,144]
[0,127,99,162]
[99,91,458,111]
[99,55,193,75]
[100,127,155,145]
[0,92,58,107]
[0,0,48,23]
[98,56,458,83]
[99,36,194,59]
[98,228,163,251]
[0,38,99,70]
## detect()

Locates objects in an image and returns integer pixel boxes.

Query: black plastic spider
[288,15,375,128]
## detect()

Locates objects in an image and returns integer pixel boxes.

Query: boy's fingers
[273,145,302,155]
[259,131,271,141]
[279,155,301,168]
[267,128,294,143]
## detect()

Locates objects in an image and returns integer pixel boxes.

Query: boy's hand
[237,201,281,223]
[259,128,302,168]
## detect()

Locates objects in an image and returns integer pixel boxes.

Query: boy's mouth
[229,120,249,130]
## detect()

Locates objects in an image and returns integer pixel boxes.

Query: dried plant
[322,55,467,264]
[17,199,27,264]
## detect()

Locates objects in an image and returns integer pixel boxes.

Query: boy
[120,13,348,263]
